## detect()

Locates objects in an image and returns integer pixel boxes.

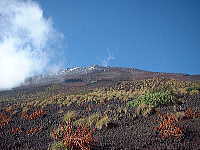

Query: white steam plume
[0,0,63,90]
[102,49,115,67]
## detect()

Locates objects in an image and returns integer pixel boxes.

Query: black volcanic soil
[0,68,200,150]
[0,93,200,150]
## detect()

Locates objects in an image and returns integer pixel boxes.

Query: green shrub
[127,100,135,108]
[186,86,200,92]
[128,91,175,108]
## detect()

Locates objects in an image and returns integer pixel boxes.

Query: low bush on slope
[128,90,175,108]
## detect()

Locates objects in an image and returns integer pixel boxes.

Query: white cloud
[0,0,63,90]
[102,49,115,67]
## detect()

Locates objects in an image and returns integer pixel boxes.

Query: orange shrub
[184,108,200,119]
[0,113,11,128]
[26,127,42,135]
[51,122,95,150]
[4,106,13,113]
[21,109,46,120]
[155,114,183,138]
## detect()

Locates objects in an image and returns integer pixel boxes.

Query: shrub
[95,115,110,129]
[186,86,200,95]
[74,113,102,128]
[174,111,186,120]
[129,91,175,108]
[21,109,46,120]
[51,122,95,150]
[26,127,42,135]
[88,113,100,127]
[0,113,11,128]
[63,111,77,122]
[127,100,135,108]
[186,86,200,92]
[189,89,199,95]
[48,141,65,150]
[74,118,89,127]
[135,104,154,117]
[155,113,183,138]
[176,88,188,95]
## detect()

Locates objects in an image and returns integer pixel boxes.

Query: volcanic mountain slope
[0,66,200,150]
[22,65,200,87]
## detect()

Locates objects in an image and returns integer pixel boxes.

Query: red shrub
[155,114,183,138]
[22,109,46,120]
[4,106,13,113]
[0,113,11,128]
[51,122,95,150]
[26,127,42,135]
[185,108,200,119]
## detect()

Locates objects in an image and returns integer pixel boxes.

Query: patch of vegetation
[128,90,175,108]
[51,123,95,150]
[74,113,110,130]
[0,113,11,128]
[155,113,183,139]
[117,77,200,93]
[74,113,100,127]
[155,108,200,139]
[186,86,200,92]
[88,113,101,127]
[135,104,155,117]
[48,141,65,150]
[21,109,46,120]
[63,111,77,122]
[95,115,110,129]
[185,86,200,95]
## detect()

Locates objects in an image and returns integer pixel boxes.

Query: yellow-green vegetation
[186,86,200,92]
[46,84,62,92]
[74,113,110,129]
[88,113,101,127]
[30,88,142,108]
[1,77,199,114]
[48,141,65,150]
[135,104,154,117]
[63,111,77,122]
[70,89,141,103]
[177,88,188,95]
[21,107,29,114]
[118,77,200,93]
[186,86,200,95]
[174,111,186,120]
[74,113,100,127]
[95,115,110,129]
[33,77,198,109]
[74,118,89,127]
[128,90,175,108]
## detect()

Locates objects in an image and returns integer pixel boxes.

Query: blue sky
[36,0,200,74]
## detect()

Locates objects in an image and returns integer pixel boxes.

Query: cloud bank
[0,0,63,90]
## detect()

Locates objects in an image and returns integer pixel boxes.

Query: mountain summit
[22,66,200,88]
